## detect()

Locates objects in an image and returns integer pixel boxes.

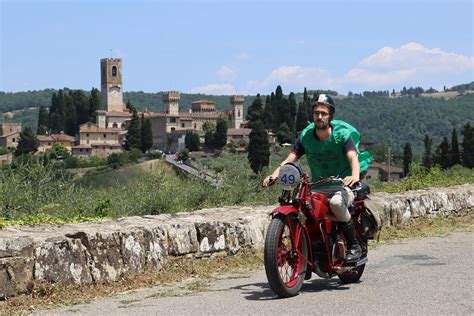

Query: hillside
[1,86,472,158]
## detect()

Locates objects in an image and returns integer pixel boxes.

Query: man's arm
[262,152,299,187]
[343,150,360,186]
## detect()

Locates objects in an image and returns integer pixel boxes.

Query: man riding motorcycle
[263,94,372,263]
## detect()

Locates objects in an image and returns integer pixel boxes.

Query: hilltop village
[0,58,270,159]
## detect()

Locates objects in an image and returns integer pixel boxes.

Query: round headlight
[278,163,302,189]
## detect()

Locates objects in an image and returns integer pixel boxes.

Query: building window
[171,127,175,132]
[80,149,83,152]
[181,123,185,128]
[103,134,106,138]
[194,123,197,129]
[112,66,117,77]
[170,117,176,123]
[12,138,15,142]
[86,133,89,137]
[113,123,118,128]
[238,110,241,117]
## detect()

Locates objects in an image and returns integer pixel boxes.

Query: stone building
[37,133,75,153]
[145,92,244,152]
[0,123,21,148]
[72,58,129,157]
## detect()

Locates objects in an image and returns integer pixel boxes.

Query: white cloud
[237,52,250,60]
[246,66,334,94]
[217,65,238,81]
[343,42,474,90]
[190,83,236,95]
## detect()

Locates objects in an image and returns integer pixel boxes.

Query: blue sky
[1,0,473,95]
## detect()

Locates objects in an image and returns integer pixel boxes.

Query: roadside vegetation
[0,148,473,227]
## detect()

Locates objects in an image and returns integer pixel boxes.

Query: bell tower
[101,58,124,112]
[162,91,180,115]
[230,95,244,129]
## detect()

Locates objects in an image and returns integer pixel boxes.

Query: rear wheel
[337,263,365,283]
[264,214,308,298]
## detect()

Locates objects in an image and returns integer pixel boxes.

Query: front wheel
[264,214,308,298]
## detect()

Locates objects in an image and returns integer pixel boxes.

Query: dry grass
[1,212,473,315]
[0,250,263,315]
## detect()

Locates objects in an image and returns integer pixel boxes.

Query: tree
[64,94,78,136]
[403,143,412,176]
[89,87,101,122]
[48,90,66,133]
[37,105,49,135]
[296,89,311,133]
[203,121,216,151]
[124,102,141,151]
[49,143,69,159]
[450,128,460,166]
[15,127,39,156]
[422,134,433,169]
[433,137,450,169]
[277,122,293,144]
[246,94,263,126]
[185,131,200,151]
[72,90,90,126]
[140,114,153,153]
[247,120,270,174]
[214,117,228,150]
[461,123,473,168]
[262,95,275,130]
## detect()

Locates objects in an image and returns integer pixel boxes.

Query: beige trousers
[313,185,354,223]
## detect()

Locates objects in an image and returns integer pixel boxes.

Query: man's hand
[343,175,359,187]
[262,175,277,187]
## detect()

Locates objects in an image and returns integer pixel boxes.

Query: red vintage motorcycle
[264,163,376,298]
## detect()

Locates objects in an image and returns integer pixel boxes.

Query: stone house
[72,122,122,157]
[365,162,404,182]
[0,123,21,148]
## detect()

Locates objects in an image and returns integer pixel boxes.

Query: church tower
[162,91,180,115]
[230,95,244,129]
[101,58,124,112]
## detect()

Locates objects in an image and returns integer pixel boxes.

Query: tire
[337,263,365,284]
[264,213,308,298]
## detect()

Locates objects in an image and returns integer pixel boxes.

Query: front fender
[271,205,298,216]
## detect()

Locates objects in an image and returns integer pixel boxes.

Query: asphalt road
[35,233,473,315]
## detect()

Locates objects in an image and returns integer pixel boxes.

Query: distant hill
[1,83,473,158]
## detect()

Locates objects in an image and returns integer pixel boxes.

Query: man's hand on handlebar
[343,175,360,187]
[262,175,278,187]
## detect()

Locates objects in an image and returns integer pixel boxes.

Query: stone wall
[1,184,472,299]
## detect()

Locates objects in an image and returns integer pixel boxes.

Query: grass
[1,213,473,315]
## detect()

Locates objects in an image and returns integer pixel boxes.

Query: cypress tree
[450,128,460,167]
[48,91,65,133]
[288,92,297,133]
[203,121,216,151]
[37,105,49,135]
[277,122,293,144]
[89,87,101,122]
[140,114,153,153]
[422,134,433,169]
[125,102,141,151]
[247,120,270,174]
[214,117,228,150]
[433,137,450,169]
[185,131,200,152]
[246,94,263,126]
[73,90,90,126]
[64,94,78,136]
[15,127,39,156]
[262,95,274,130]
[403,142,412,176]
[461,123,473,168]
